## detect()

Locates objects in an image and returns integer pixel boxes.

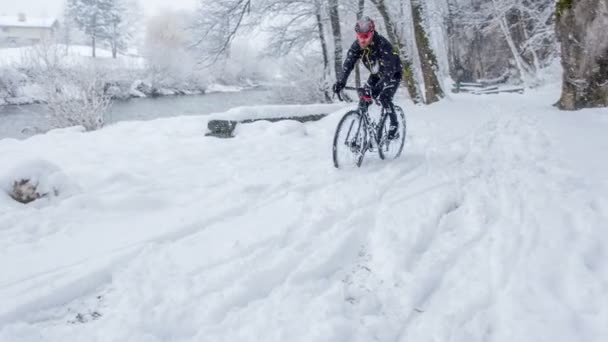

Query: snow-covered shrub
[0,67,27,98]
[19,39,67,74]
[1,160,74,204]
[44,66,112,131]
[19,40,111,131]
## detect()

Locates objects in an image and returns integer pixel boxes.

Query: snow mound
[0,159,79,205]
[205,84,244,93]
[208,103,347,122]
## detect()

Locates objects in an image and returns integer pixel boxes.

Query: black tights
[370,77,400,127]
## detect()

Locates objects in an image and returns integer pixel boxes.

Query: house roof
[0,16,58,29]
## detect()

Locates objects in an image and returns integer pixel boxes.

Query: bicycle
[332,86,407,168]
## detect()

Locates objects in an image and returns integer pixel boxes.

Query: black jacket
[339,33,403,86]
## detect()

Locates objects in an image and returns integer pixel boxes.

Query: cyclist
[332,16,403,140]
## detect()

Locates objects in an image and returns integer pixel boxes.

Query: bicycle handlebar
[335,86,378,105]
[335,86,363,102]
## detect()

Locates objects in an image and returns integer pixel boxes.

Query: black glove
[332,80,345,94]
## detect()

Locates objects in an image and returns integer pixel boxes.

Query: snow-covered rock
[205,84,244,93]
[5,96,36,105]
[157,88,177,96]
[0,159,77,205]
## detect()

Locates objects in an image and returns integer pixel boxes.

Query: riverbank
[0,44,266,107]
[0,75,260,107]
[0,87,287,140]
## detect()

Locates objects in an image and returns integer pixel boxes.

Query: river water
[0,88,283,140]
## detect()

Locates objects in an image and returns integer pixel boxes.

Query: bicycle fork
[344,116,365,154]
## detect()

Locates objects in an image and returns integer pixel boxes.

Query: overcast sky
[0,0,197,18]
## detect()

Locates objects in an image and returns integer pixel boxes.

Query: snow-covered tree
[67,0,139,58]
[191,0,255,64]
[105,0,141,58]
[369,0,421,102]
[556,0,608,110]
[58,2,75,54]
[144,11,198,88]
[68,0,114,57]
[262,0,333,100]
[409,0,444,103]
[328,0,345,85]
[447,0,556,85]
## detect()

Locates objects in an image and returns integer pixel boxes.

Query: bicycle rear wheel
[332,111,368,168]
[378,106,406,160]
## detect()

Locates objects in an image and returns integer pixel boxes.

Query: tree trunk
[355,0,365,87]
[556,0,608,110]
[370,0,421,103]
[521,21,541,74]
[112,23,118,59]
[315,8,332,102]
[490,0,535,85]
[498,15,532,83]
[92,35,96,58]
[327,0,344,81]
[328,0,352,101]
[410,0,444,104]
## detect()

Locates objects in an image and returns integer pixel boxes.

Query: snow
[0,45,145,68]
[0,16,57,28]
[205,84,245,93]
[0,83,607,341]
[0,159,78,203]
[207,103,349,122]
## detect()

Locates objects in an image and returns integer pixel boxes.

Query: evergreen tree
[68,0,113,57]
[105,0,140,58]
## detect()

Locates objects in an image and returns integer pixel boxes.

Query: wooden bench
[204,104,347,138]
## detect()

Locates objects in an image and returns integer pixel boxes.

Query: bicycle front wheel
[378,106,406,160]
[332,111,368,168]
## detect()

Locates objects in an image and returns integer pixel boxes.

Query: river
[0,88,287,140]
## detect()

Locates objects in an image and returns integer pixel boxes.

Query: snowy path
[0,87,607,341]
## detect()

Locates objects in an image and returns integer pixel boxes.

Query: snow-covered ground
[0,45,145,69]
[0,84,607,341]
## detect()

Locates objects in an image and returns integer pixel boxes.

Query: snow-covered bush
[19,39,67,74]
[0,67,27,98]
[0,160,74,204]
[18,40,111,131]
[44,67,112,131]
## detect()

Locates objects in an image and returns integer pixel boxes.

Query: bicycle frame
[333,85,406,168]
[356,98,391,153]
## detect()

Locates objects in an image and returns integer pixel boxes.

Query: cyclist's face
[357,31,373,48]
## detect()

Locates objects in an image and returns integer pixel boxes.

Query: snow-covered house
[0,13,59,47]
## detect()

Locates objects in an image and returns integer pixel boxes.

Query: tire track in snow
[333,111,594,342]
